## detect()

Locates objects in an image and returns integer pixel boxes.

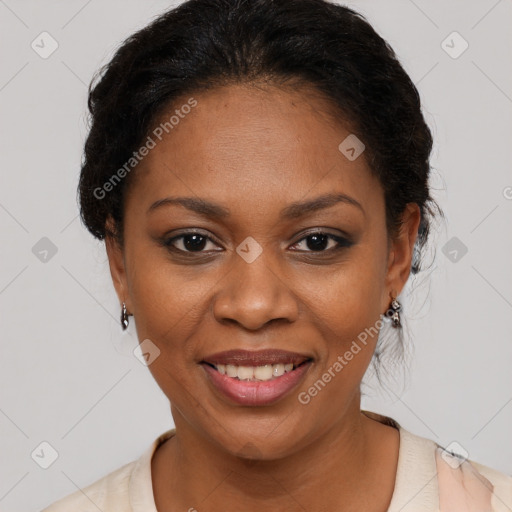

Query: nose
[212,250,300,331]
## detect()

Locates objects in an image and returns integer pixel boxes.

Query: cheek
[303,244,387,373]
[298,268,385,418]
[310,253,386,329]
[125,242,212,356]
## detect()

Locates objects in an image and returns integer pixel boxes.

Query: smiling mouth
[201,360,312,382]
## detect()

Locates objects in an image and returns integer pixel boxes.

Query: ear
[383,203,421,301]
[105,216,132,312]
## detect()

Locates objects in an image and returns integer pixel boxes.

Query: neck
[152,398,398,511]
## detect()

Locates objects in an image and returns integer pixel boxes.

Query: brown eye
[164,232,221,253]
[290,232,353,253]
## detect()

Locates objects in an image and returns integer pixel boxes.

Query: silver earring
[121,302,129,330]
[388,295,401,328]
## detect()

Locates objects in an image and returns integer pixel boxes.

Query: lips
[200,349,313,406]
[201,349,311,367]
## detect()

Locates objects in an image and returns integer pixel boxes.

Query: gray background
[0,0,511,510]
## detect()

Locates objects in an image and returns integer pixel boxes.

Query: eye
[289,231,353,252]
[161,230,352,255]
[163,232,222,253]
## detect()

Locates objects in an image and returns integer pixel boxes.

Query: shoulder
[40,460,136,511]
[403,426,512,510]
[362,410,512,511]
[407,428,512,511]
[463,457,512,510]
[470,458,512,487]
[41,429,175,512]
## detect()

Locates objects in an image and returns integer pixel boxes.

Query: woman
[42,0,512,510]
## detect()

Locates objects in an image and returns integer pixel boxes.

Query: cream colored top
[41,410,512,511]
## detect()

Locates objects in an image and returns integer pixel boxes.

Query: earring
[388,294,402,328]
[121,302,130,330]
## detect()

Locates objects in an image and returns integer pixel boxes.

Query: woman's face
[107,83,419,459]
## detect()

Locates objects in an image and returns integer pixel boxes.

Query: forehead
[126,83,382,219]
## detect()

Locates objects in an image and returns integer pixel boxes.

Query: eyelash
[162,230,353,255]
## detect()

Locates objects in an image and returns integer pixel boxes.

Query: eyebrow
[147,193,365,219]
[280,193,365,219]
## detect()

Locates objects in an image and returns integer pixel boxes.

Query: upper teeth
[215,363,295,381]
